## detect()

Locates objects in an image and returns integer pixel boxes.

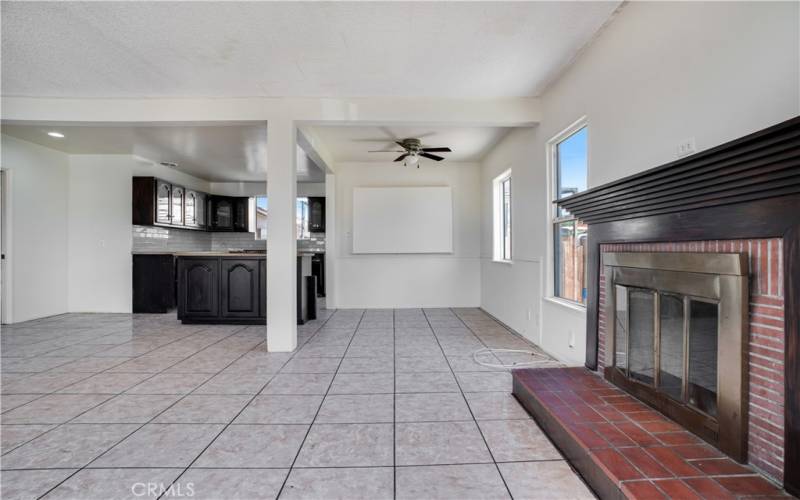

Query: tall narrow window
[493,169,512,261]
[551,124,588,304]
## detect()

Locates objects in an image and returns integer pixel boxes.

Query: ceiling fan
[369,138,452,168]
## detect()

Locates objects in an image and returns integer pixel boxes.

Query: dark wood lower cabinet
[132,254,176,313]
[221,259,259,318]
[178,258,219,319]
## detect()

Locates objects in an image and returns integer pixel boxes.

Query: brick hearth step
[512,367,791,499]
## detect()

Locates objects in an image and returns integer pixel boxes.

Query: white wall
[480,1,800,365]
[1,135,69,323]
[67,155,135,312]
[333,161,481,308]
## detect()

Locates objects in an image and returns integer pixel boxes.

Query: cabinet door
[196,192,207,228]
[185,191,197,227]
[309,197,325,232]
[221,259,259,318]
[233,198,249,232]
[155,180,171,224]
[180,258,219,317]
[211,198,233,230]
[171,186,185,226]
[259,259,266,318]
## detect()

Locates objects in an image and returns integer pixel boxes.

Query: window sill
[492,259,513,265]
[543,296,587,314]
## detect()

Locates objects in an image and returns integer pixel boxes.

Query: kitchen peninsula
[175,251,316,325]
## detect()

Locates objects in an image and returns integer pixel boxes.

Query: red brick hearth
[598,239,786,482]
[512,368,790,499]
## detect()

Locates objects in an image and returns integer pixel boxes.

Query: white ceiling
[0,123,326,183]
[1,1,621,99]
[310,125,510,163]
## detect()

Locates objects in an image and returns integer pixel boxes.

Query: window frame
[548,117,588,306]
[492,168,513,263]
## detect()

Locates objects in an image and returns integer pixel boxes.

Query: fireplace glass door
[613,286,719,416]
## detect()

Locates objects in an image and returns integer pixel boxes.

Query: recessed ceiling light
[47,131,65,138]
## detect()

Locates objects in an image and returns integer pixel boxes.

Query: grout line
[423,307,515,500]
[274,308,367,499]
[2,324,249,456]
[155,310,339,500]
[32,323,258,499]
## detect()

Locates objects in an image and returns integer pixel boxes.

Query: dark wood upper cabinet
[208,195,249,232]
[155,179,171,224]
[133,177,246,232]
[308,197,325,233]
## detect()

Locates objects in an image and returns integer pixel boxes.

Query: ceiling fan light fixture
[405,154,419,167]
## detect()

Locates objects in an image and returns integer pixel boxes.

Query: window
[493,169,512,261]
[250,195,310,240]
[551,124,588,304]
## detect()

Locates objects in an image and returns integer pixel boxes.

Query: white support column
[266,118,297,351]
[324,173,336,309]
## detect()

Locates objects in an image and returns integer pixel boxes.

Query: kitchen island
[175,252,315,325]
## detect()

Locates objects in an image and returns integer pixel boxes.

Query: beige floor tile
[125,373,212,394]
[194,372,271,394]
[465,392,532,420]
[262,373,334,395]
[396,464,510,500]
[328,372,394,395]
[194,424,307,468]
[395,372,459,393]
[1,424,55,453]
[498,461,595,499]
[1,423,137,469]
[92,423,224,468]
[57,372,152,394]
[316,394,394,423]
[1,394,112,424]
[44,468,183,500]
[154,395,250,423]
[395,392,471,422]
[478,419,562,461]
[282,467,393,500]
[455,372,513,392]
[395,421,492,466]
[178,468,289,500]
[295,423,393,467]
[234,394,322,424]
[0,469,77,500]
[73,394,180,423]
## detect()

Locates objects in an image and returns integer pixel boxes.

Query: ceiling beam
[0,97,542,128]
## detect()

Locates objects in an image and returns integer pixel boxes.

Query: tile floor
[1,307,593,500]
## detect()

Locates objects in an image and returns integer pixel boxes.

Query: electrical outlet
[677,138,696,158]
[568,329,575,348]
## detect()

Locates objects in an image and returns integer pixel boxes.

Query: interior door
[155,180,171,224]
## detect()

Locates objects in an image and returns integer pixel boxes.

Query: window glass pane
[255,196,268,240]
[628,289,655,385]
[614,285,628,373]
[502,177,511,260]
[296,197,309,239]
[659,293,684,400]
[688,300,718,417]
[554,220,587,303]
[556,127,588,217]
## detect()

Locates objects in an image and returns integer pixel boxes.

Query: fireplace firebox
[603,252,749,461]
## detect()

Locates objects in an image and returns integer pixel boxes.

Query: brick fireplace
[597,239,785,482]
[512,115,800,497]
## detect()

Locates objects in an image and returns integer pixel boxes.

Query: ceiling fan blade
[368,149,404,153]
[420,152,445,161]
[394,153,409,162]
[421,147,452,152]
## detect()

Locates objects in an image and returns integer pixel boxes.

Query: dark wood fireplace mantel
[554,116,800,495]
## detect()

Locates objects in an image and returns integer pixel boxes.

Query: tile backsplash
[132,225,325,253]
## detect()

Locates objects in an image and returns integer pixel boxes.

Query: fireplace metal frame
[603,252,749,461]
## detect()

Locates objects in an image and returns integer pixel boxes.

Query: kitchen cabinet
[171,185,185,226]
[208,195,249,232]
[155,179,171,224]
[178,257,219,318]
[132,254,175,313]
[308,197,325,233]
[176,254,312,325]
[133,177,246,232]
[221,259,259,318]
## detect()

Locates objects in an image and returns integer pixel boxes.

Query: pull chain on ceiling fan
[368,138,452,168]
